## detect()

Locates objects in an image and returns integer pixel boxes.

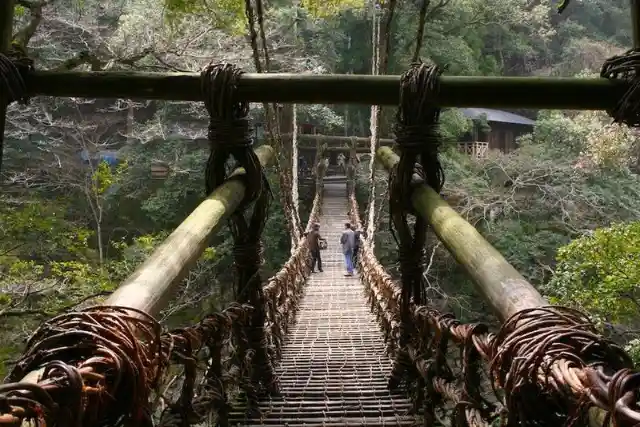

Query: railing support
[22,70,626,109]
[108,145,275,317]
[376,146,545,320]
[376,145,619,427]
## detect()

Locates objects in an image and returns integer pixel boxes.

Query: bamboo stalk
[376,145,611,427]
[195,134,395,148]
[107,145,275,317]
[24,71,625,109]
[18,144,275,397]
[375,146,545,321]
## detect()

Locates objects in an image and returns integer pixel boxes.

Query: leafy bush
[544,222,640,325]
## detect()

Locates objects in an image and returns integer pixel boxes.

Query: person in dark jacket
[305,223,325,273]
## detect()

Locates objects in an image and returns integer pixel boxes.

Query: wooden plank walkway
[229,182,418,426]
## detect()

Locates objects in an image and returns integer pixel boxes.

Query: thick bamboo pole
[24,71,625,109]
[376,146,545,321]
[376,145,613,427]
[107,145,275,317]
[0,2,12,48]
[18,144,274,390]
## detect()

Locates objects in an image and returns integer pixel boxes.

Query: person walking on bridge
[305,223,325,273]
[340,222,356,277]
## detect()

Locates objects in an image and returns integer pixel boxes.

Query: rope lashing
[0,306,162,427]
[389,61,445,326]
[0,50,31,105]
[200,62,277,408]
[201,63,261,199]
[159,303,253,427]
[490,306,637,427]
[600,49,640,127]
[387,62,447,425]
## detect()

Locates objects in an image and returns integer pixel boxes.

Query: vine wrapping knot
[600,49,640,127]
[201,62,276,412]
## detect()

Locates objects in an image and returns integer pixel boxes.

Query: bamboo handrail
[375,145,615,427]
[108,145,275,317]
[18,145,274,392]
[375,146,545,320]
[299,146,380,153]
[23,70,625,109]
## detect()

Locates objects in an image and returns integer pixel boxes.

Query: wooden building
[458,108,535,158]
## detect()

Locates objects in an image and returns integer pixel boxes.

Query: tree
[544,222,640,325]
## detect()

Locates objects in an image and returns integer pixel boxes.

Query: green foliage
[0,199,96,262]
[440,109,473,144]
[626,339,640,365]
[299,0,366,18]
[13,4,27,17]
[544,222,640,324]
[163,0,247,34]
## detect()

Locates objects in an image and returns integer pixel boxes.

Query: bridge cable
[387,62,445,425]
[202,62,277,409]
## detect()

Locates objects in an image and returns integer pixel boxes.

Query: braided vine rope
[201,62,275,410]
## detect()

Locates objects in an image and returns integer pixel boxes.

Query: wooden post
[376,146,546,321]
[316,143,327,195]
[346,137,357,196]
[312,135,321,178]
[300,145,385,153]
[278,104,294,171]
[0,0,15,174]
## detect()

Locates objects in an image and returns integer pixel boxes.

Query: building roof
[458,108,535,126]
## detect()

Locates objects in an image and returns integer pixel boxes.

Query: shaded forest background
[2,0,640,376]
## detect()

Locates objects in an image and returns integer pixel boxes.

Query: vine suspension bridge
[3,1,640,425]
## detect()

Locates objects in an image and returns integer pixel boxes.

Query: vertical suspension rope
[365,1,382,246]
[291,103,301,253]
[244,0,301,247]
[201,62,277,411]
[387,63,445,412]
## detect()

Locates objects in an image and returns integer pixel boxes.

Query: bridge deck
[229,183,417,426]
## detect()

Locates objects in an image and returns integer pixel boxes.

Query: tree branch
[51,47,155,71]
[0,290,112,319]
[12,0,51,48]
